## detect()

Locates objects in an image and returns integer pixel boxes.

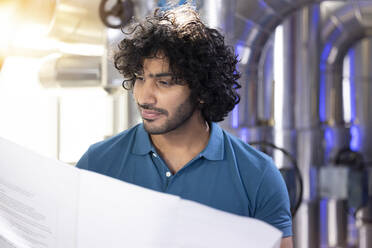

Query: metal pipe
[321,1,372,126]
[271,16,297,170]
[257,33,274,123]
[39,54,101,87]
[320,2,372,248]
[351,37,372,162]
[48,0,105,44]
[234,0,322,128]
[291,5,322,248]
[200,1,372,248]
[356,199,372,248]
[327,199,348,247]
[199,0,236,40]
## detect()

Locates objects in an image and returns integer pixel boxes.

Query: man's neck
[149,112,210,174]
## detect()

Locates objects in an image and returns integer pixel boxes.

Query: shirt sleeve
[75,149,90,169]
[254,160,293,237]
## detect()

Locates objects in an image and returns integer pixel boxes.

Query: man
[76,5,292,248]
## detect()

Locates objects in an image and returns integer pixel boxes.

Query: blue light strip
[350,125,361,151]
[319,64,327,123]
[232,101,239,128]
[312,5,320,26]
[324,127,334,156]
[319,41,334,123]
[232,45,243,129]
[239,127,249,143]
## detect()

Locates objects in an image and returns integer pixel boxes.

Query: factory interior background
[1,0,372,247]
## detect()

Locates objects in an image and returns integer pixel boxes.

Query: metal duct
[352,38,372,162]
[199,0,235,39]
[39,54,101,87]
[234,0,320,127]
[257,34,274,124]
[353,38,372,128]
[48,0,105,44]
[220,1,368,248]
[291,5,323,248]
[199,1,372,247]
[321,1,372,126]
[8,0,56,31]
[200,0,325,129]
[320,2,372,248]
[350,38,372,248]
[271,17,297,169]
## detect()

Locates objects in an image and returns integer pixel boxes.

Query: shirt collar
[132,124,154,155]
[200,122,224,161]
[132,122,225,161]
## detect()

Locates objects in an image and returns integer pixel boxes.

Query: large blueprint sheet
[0,137,282,248]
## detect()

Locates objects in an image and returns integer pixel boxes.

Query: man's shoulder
[221,128,275,174]
[76,124,142,171]
[89,124,141,153]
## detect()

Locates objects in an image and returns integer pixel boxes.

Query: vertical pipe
[352,38,372,161]
[271,17,296,170]
[356,200,372,248]
[327,199,348,247]
[199,0,235,40]
[352,37,372,248]
[325,64,345,127]
[293,4,321,248]
[257,34,274,124]
[320,2,372,247]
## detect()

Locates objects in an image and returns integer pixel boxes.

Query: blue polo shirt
[76,123,292,237]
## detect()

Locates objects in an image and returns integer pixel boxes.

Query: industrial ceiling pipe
[234,0,371,127]
[320,3,372,248]
[230,1,370,248]
[320,1,372,126]
[234,0,323,127]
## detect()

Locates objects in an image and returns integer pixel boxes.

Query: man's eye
[135,76,144,81]
[157,80,173,87]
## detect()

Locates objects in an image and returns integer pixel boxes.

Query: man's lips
[140,109,163,120]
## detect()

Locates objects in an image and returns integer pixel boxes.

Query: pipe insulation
[321,1,372,126]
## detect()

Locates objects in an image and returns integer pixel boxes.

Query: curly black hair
[114,4,241,122]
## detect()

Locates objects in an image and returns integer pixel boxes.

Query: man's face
[133,54,196,134]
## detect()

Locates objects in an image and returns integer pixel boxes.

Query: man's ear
[197,99,205,109]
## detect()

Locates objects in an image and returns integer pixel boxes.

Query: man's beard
[140,97,196,135]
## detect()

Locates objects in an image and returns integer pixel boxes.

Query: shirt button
[166,171,172,177]
[152,153,158,158]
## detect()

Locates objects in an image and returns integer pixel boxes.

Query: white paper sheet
[77,170,180,248]
[0,138,79,248]
[0,137,283,248]
[174,200,282,248]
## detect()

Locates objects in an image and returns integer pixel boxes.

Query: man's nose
[135,79,157,105]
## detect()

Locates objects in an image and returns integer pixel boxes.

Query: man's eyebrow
[150,72,173,78]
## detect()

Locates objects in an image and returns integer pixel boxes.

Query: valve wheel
[99,0,134,29]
